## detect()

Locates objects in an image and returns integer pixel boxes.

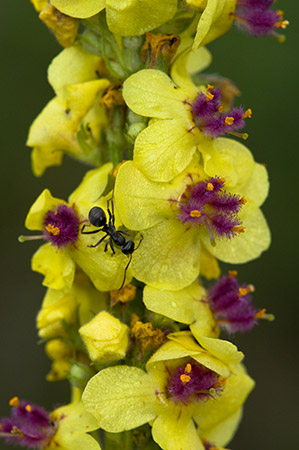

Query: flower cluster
[2,1,285,449]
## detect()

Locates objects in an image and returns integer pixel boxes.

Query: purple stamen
[177,177,245,241]
[207,272,264,333]
[43,204,79,248]
[0,399,56,448]
[235,0,288,38]
[166,361,224,404]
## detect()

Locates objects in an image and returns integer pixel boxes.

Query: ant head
[89,207,107,228]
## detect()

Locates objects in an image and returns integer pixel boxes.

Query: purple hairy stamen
[0,398,57,448]
[207,272,271,333]
[43,204,79,248]
[177,177,246,242]
[235,0,288,38]
[166,361,224,404]
[190,86,251,139]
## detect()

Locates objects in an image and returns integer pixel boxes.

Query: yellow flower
[82,330,253,450]
[37,273,107,338]
[27,46,109,176]
[79,311,129,363]
[143,281,218,338]
[51,0,178,36]
[186,0,236,48]
[47,402,101,449]
[114,148,270,290]
[45,340,73,382]
[123,65,251,182]
[22,163,133,291]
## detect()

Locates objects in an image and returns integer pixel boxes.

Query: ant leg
[107,197,115,226]
[119,254,132,290]
[117,230,129,236]
[81,226,101,235]
[108,238,116,255]
[88,233,108,248]
[135,234,144,250]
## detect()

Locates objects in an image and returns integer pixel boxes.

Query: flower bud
[37,294,77,339]
[79,312,128,363]
[68,363,95,388]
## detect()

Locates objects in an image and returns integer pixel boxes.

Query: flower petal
[199,407,243,447]
[143,283,216,337]
[194,335,244,365]
[134,118,198,182]
[25,189,66,230]
[31,146,63,177]
[171,45,212,89]
[32,243,75,290]
[106,0,177,36]
[152,410,205,450]
[82,366,157,432]
[132,221,201,290]
[201,207,271,264]
[51,0,106,18]
[241,162,269,208]
[123,69,188,120]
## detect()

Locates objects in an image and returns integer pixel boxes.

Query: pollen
[205,92,214,102]
[9,397,20,408]
[231,225,246,233]
[224,116,235,125]
[190,209,201,217]
[206,182,214,191]
[185,363,192,374]
[45,224,61,236]
[25,404,32,412]
[242,108,252,119]
[180,374,191,386]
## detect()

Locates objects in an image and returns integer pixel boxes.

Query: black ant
[81,198,142,289]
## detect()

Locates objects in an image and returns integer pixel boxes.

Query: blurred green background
[1,1,298,449]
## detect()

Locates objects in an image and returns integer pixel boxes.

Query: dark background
[1,1,298,449]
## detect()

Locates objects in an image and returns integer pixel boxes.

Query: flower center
[177,176,246,244]
[190,85,251,139]
[208,271,274,333]
[0,397,57,449]
[234,1,289,41]
[166,361,224,404]
[43,204,79,248]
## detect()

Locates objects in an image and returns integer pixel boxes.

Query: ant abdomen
[122,240,135,255]
[89,207,107,227]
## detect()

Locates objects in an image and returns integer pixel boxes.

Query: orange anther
[205,92,214,102]
[231,226,245,234]
[45,224,60,236]
[229,270,238,278]
[9,397,20,408]
[255,308,267,319]
[180,374,191,386]
[218,105,223,112]
[225,116,234,126]
[238,196,247,205]
[185,363,192,374]
[207,84,214,91]
[190,210,201,218]
[25,404,32,412]
[206,182,214,191]
[242,108,252,119]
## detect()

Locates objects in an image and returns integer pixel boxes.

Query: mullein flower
[114,150,270,290]
[27,46,109,176]
[82,330,254,450]
[51,0,178,36]
[123,69,251,182]
[20,163,133,291]
[0,398,101,449]
[144,272,273,337]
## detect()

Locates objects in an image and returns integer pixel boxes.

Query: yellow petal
[194,335,244,365]
[32,243,75,290]
[143,282,216,337]
[31,0,47,12]
[51,0,106,18]
[82,366,157,431]
[132,221,201,290]
[48,46,103,98]
[194,370,255,430]
[123,69,188,120]
[152,410,205,450]
[114,161,182,231]
[199,244,221,279]
[31,145,63,177]
[171,45,212,89]
[201,138,255,188]
[69,163,112,216]
[106,0,177,36]
[193,0,236,48]
[199,407,243,447]
[134,118,199,182]
[241,162,269,208]
[201,207,271,264]
[71,236,133,292]
[37,293,77,338]
[25,189,66,230]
